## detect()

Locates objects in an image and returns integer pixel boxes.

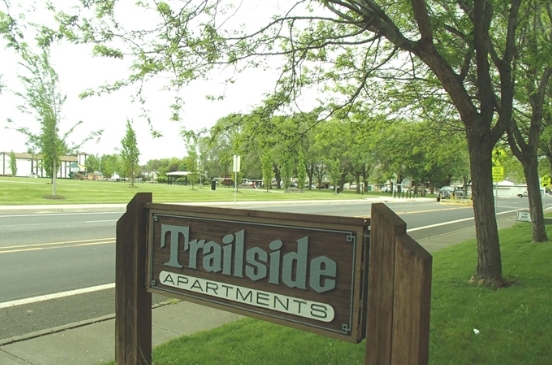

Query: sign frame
[145,203,369,343]
[115,194,432,365]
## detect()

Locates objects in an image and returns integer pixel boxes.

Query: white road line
[407,210,517,232]
[0,283,115,309]
[85,220,118,223]
[0,212,122,218]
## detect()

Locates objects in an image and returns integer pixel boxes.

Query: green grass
[0,176,380,205]
[103,221,552,365]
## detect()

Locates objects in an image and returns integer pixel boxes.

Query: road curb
[0,314,115,347]
[0,301,174,347]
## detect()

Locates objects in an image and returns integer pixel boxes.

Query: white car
[517,191,528,198]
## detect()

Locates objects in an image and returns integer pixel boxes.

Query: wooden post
[366,203,432,365]
[391,234,432,365]
[116,193,152,365]
[366,203,406,365]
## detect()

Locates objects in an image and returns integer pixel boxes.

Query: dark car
[439,186,465,199]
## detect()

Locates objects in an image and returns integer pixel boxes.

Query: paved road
[0,197,533,340]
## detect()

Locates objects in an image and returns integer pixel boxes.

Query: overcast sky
[0,0,294,164]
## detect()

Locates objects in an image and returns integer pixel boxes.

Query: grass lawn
[0,176,383,205]
[103,220,552,365]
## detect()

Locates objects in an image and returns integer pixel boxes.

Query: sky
[0,0,294,164]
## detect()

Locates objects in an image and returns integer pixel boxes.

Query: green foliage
[280,153,293,189]
[99,153,120,178]
[6,42,102,192]
[85,154,100,173]
[296,149,307,190]
[9,150,17,176]
[92,44,123,58]
[31,0,552,277]
[261,150,273,192]
[120,119,140,187]
[185,154,199,189]
[328,158,342,191]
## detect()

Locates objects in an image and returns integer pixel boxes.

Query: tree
[314,120,351,191]
[297,149,307,190]
[261,150,273,192]
[100,153,121,179]
[120,119,140,187]
[9,150,17,176]
[85,154,100,173]
[0,0,24,51]
[181,128,207,190]
[185,154,199,189]
[328,158,343,194]
[280,153,294,190]
[506,2,552,242]
[55,0,546,286]
[8,46,100,197]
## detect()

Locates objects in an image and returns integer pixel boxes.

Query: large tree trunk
[467,135,504,286]
[523,159,548,242]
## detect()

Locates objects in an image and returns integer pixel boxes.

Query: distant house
[0,151,89,178]
[142,171,158,182]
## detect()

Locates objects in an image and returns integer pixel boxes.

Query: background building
[0,152,88,178]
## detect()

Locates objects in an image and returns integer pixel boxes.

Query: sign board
[232,155,241,173]
[146,204,369,343]
[516,210,531,222]
[116,194,432,365]
[492,166,504,182]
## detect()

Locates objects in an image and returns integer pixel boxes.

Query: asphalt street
[0,196,537,341]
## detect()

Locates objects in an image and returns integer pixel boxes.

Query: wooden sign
[116,194,431,365]
[146,203,369,343]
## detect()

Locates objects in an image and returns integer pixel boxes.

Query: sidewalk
[0,206,518,365]
[0,301,242,365]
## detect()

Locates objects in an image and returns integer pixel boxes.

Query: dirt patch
[42,195,66,200]
[284,188,304,193]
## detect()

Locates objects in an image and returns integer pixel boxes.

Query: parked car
[517,190,529,198]
[439,186,465,199]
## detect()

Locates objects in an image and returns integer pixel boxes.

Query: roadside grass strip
[102,220,552,365]
[0,177,375,205]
